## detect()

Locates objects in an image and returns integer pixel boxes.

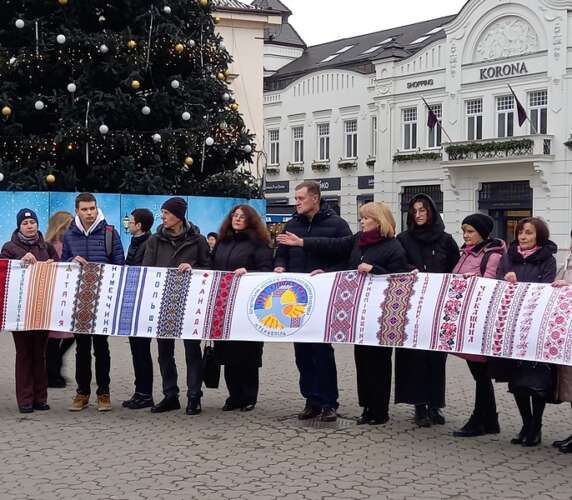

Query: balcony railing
[443,135,554,164]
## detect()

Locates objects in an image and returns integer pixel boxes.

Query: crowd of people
[2,182,572,454]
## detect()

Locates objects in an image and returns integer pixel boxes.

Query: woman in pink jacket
[451,214,506,438]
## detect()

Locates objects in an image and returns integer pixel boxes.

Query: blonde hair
[45,211,73,243]
[359,202,396,238]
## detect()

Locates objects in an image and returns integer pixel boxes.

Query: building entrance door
[478,181,533,244]
[488,209,532,242]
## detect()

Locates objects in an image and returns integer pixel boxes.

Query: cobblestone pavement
[0,334,570,500]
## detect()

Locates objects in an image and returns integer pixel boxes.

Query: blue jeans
[294,343,339,409]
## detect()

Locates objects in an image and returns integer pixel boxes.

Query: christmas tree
[0,0,260,197]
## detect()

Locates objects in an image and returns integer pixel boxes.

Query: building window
[402,107,417,150]
[529,90,547,134]
[427,104,442,148]
[268,129,279,165]
[292,126,304,163]
[344,119,358,159]
[466,99,483,141]
[370,116,378,157]
[497,95,514,138]
[317,123,330,161]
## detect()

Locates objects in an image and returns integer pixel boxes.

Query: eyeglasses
[232,213,246,221]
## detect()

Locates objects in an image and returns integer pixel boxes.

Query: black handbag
[509,361,557,402]
[202,342,221,389]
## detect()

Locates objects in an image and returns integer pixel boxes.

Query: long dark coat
[394,193,460,408]
[211,231,273,366]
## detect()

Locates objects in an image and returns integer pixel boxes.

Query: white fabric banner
[2,259,571,367]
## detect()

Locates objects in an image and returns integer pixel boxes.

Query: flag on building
[508,84,528,127]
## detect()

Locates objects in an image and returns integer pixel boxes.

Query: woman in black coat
[395,193,460,427]
[277,202,409,424]
[496,217,557,447]
[211,205,273,412]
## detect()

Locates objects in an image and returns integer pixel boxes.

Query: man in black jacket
[122,208,155,410]
[274,181,352,422]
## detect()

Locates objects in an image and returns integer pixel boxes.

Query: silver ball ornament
[15,19,25,29]
[152,133,162,143]
[67,83,77,93]
[99,124,109,135]
[181,111,191,121]
[205,137,214,147]
[222,92,230,102]
[56,34,66,44]
[244,145,252,154]
[170,80,180,89]
[163,6,172,14]
[0,173,4,182]
[189,40,196,48]
[141,106,151,115]
[99,44,109,54]
[34,100,45,111]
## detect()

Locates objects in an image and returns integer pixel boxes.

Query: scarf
[518,245,540,259]
[358,229,384,247]
[17,232,39,245]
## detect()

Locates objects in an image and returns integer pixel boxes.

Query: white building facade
[262,0,572,253]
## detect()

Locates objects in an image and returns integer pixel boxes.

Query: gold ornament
[214,16,221,24]
[198,0,208,6]
[223,69,230,77]
[127,39,137,49]
[1,106,12,117]
[184,156,194,167]
[131,80,141,90]
[46,174,56,184]
[175,43,185,54]
[230,103,239,111]
[217,72,226,81]
[58,0,68,5]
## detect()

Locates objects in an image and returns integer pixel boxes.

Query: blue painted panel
[0,191,266,253]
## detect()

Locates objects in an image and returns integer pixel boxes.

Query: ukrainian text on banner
[1,260,571,367]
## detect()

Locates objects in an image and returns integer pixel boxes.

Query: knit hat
[161,197,187,222]
[462,213,494,240]
[16,208,39,229]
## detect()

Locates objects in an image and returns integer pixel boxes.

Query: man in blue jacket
[274,181,352,422]
[62,192,125,412]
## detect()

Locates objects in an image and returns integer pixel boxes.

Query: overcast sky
[281,0,467,46]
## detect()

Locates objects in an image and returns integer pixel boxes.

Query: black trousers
[46,337,75,381]
[467,360,497,421]
[157,339,203,400]
[224,363,259,407]
[129,337,153,397]
[355,345,392,419]
[75,334,110,396]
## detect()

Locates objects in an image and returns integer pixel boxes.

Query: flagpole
[421,97,453,143]
[507,84,537,135]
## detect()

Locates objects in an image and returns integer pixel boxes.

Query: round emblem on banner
[248,278,315,337]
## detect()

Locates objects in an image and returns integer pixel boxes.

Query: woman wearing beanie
[496,217,557,447]
[212,205,273,412]
[395,193,460,427]
[451,214,506,438]
[0,209,59,413]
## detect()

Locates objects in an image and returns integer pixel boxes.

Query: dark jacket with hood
[61,218,125,265]
[212,231,273,366]
[126,232,151,266]
[303,232,409,275]
[274,206,352,273]
[397,193,460,273]
[1,230,59,262]
[142,221,210,269]
[496,240,557,284]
